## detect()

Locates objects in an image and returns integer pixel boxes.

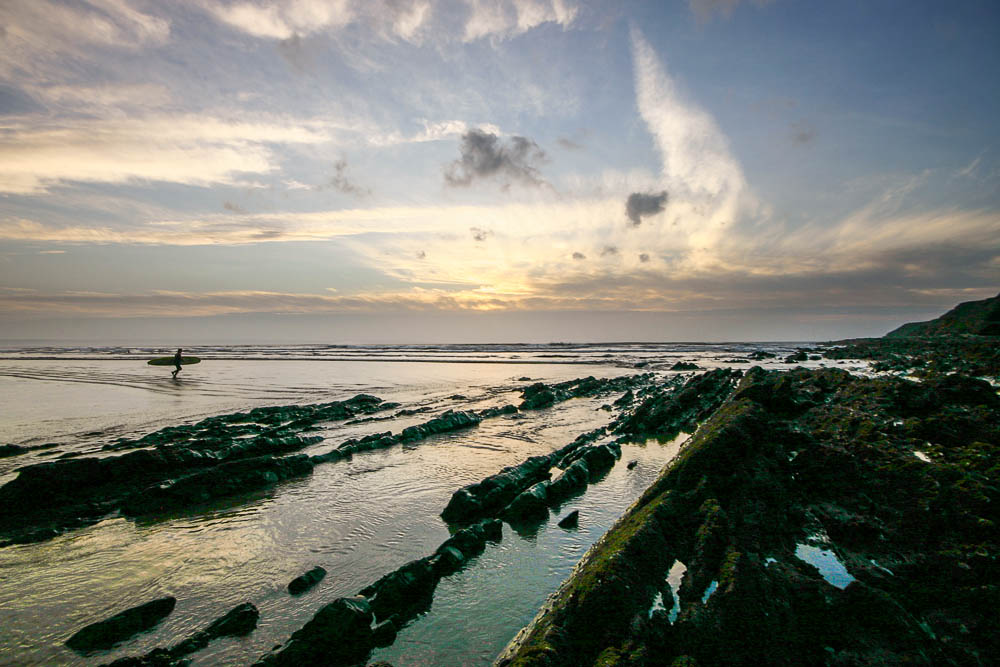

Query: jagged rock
[557,510,579,529]
[499,366,1000,666]
[0,444,27,458]
[613,369,740,439]
[288,566,327,595]
[121,454,314,516]
[579,444,619,479]
[502,481,550,522]
[66,597,176,654]
[627,460,638,470]
[520,383,557,409]
[399,410,480,442]
[258,596,373,666]
[360,558,440,623]
[670,362,701,371]
[441,455,552,523]
[0,395,389,547]
[478,404,519,419]
[371,619,397,647]
[168,602,259,657]
[546,459,590,504]
[784,350,808,363]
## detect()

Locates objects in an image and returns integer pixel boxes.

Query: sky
[1,0,998,343]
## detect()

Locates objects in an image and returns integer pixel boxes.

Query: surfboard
[148,356,201,366]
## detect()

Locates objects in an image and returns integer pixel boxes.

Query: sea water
[0,343,860,665]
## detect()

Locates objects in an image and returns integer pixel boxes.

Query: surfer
[172,348,183,378]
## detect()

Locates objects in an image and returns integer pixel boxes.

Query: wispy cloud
[0,114,332,194]
[461,0,578,42]
[630,27,753,265]
[0,0,170,81]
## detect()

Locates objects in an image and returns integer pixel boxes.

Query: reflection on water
[0,345,849,666]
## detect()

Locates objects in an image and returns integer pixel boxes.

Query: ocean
[0,343,862,665]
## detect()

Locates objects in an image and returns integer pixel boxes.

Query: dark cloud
[253,230,283,239]
[572,251,586,260]
[329,159,370,196]
[639,253,650,263]
[416,250,426,259]
[625,190,668,226]
[444,129,548,189]
[223,201,247,214]
[556,137,583,150]
[600,245,618,257]
[791,121,817,145]
[470,227,492,242]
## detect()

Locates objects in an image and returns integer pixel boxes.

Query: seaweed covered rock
[360,557,440,623]
[518,374,655,411]
[0,443,27,458]
[399,410,481,441]
[167,602,259,658]
[257,596,374,666]
[502,481,551,522]
[499,366,1000,666]
[121,454,314,516]
[287,566,326,595]
[613,369,741,439]
[66,597,176,654]
[441,455,552,523]
[0,395,388,547]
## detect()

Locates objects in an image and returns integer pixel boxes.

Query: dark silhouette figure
[172,348,183,379]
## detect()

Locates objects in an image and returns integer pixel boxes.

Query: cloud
[556,137,583,150]
[0,114,331,194]
[370,120,502,147]
[27,83,172,111]
[630,28,752,264]
[0,0,170,81]
[600,245,618,256]
[572,251,585,260]
[688,0,773,23]
[223,201,248,214]
[470,227,492,241]
[205,0,437,44]
[328,159,370,196]
[444,129,548,189]
[461,0,578,42]
[639,253,650,262]
[790,121,817,145]
[625,190,668,226]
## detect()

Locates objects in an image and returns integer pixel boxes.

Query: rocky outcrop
[0,402,486,547]
[497,366,1000,666]
[66,597,176,654]
[441,456,553,523]
[257,596,375,666]
[288,566,327,595]
[518,374,654,411]
[103,602,260,666]
[612,368,741,440]
[669,362,700,371]
[885,291,1000,337]
[260,519,503,666]
[121,454,314,516]
[0,444,27,458]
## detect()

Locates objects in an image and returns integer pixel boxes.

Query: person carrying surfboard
[172,348,183,378]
